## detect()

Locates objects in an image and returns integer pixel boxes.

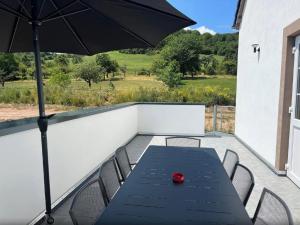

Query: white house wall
[235,0,300,167]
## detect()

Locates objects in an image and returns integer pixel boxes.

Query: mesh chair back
[232,164,255,206]
[69,179,107,225]
[99,158,121,202]
[115,146,132,181]
[165,137,201,148]
[253,188,294,225]
[223,149,239,179]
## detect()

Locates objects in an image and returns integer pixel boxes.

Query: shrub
[49,71,71,88]
[137,68,151,76]
[156,61,181,88]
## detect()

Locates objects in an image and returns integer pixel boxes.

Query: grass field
[83,51,158,74]
[1,50,237,110]
[179,75,236,94]
[0,75,236,107]
[3,75,236,92]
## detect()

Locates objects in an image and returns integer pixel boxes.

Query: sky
[168,0,238,34]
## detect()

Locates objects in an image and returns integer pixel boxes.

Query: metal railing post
[220,111,223,131]
[213,105,217,132]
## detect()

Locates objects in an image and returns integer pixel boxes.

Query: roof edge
[233,0,246,30]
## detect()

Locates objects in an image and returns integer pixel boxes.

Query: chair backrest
[232,164,255,206]
[253,188,294,225]
[69,179,107,225]
[223,149,239,179]
[99,158,121,202]
[115,146,132,181]
[165,137,201,148]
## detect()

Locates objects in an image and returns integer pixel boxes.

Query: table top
[96,146,253,225]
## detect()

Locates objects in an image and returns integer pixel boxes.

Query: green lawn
[180,75,236,93]
[83,51,158,74]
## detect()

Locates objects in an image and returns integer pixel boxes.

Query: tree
[0,53,19,86]
[154,29,238,66]
[120,65,127,77]
[19,53,33,67]
[221,59,237,75]
[54,54,69,73]
[110,60,119,77]
[54,54,69,67]
[75,61,102,87]
[157,60,181,88]
[159,32,202,77]
[200,55,218,75]
[17,63,34,80]
[96,54,119,79]
[71,55,83,64]
[0,69,16,87]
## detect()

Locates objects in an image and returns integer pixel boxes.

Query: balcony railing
[0,103,205,225]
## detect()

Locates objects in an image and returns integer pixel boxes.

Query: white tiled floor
[43,134,300,225]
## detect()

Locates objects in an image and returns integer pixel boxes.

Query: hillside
[83,51,158,74]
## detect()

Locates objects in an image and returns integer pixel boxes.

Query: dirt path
[0,104,72,122]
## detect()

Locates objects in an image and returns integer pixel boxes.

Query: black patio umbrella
[0,0,195,223]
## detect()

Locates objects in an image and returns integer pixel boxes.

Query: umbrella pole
[31,0,54,224]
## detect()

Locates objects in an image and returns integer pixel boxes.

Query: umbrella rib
[41,8,90,23]
[78,0,154,48]
[7,0,27,52]
[0,6,28,21]
[120,0,196,24]
[42,0,79,21]
[49,0,91,55]
[38,0,47,18]
[0,1,29,20]
[17,0,30,18]
[7,16,20,52]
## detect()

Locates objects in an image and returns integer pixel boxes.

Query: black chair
[222,149,239,179]
[165,137,201,148]
[99,158,121,202]
[115,146,135,181]
[253,188,294,225]
[69,179,108,225]
[232,164,255,206]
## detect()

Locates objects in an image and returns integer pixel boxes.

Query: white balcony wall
[0,129,45,225]
[138,104,205,136]
[48,106,138,207]
[0,103,205,224]
[0,105,138,225]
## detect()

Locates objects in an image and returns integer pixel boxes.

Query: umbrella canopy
[0,0,195,223]
[0,0,195,54]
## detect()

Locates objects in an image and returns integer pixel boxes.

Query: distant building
[233,0,300,187]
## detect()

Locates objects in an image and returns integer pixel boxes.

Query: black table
[96,146,253,225]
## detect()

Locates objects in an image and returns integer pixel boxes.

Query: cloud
[184,26,217,35]
[184,27,192,31]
